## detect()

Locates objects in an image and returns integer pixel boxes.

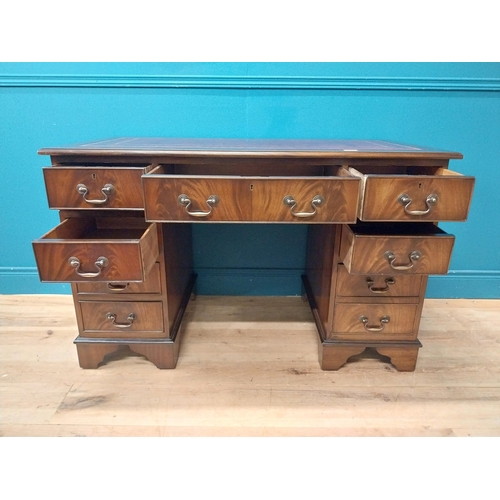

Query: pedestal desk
[32,138,474,371]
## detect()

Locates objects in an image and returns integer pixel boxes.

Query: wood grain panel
[335,264,423,297]
[76,263,161,294]
[162,224,194,334]
[251,176,359,222]
[44,167,147,210]
[79,301,164,337]
[350,167,474,221]
[332,303,418,340]
[305,225,339,336]
[33,218,159,282]
[143,167,359,222]
[340,224,455,275]
[143,172,251,221]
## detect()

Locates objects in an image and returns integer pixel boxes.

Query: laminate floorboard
[1,295,499,437]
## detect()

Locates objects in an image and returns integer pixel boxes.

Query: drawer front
[352,168,474,222]
[143,175,251,221]
[80,301,164,338]
[335,265,423,297]
[251,177,359,222]
[340,224,455,275]
[76,263,161,294]
[332,303,418,341]
[44,167,147,210]
[33,218,159,282]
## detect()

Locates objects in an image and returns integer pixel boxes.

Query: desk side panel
[161,223,195,335]
[305,224,339,337]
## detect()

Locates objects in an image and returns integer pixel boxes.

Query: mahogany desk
[32,138,474,371]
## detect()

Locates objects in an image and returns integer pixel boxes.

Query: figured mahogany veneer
[349,166,474,222]
[250,175,359,223]
[332,303,419,340]
[76,263,162,294]
[143,174,252,222]
[142,166,359,223]
[340,223,455,275]
[33,138,474,371]
[33,217,159,282]
[335,265,423,298]
[80,301,164,337]
[44,166,152,210]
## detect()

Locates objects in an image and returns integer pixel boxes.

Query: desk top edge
[38,138,463,160]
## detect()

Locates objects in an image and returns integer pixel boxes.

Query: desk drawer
[143,171,251,221]
[79,301,164,338]
[250,174,359,222]
[332,303,418,341]
[33,217,159,282]
[44,166,151,210]
[336,264,423,297]
[76,263,161,294]
[143,166,359,222]
[340,223,455,275]
[349,166,474,222]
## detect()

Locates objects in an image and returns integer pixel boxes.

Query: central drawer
[143,174,252,221]
[33,217,159,282]
[142,166,360,222]
[250,176,359,222]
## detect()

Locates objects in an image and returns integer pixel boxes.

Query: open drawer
[142,165,360,222]
[348,166,474,221]
[43,165,153,210]
[249,173,360,222]
[142,169,252,221]
[33,217,159,282]
[339,223,455,275]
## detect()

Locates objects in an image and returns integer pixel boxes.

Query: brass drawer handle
[106,312,136,328]
[283,195,324,218]
[107,283,129,291]
[366,277,395,293]
[385,251,421,270]
[398,193,438,216]
[178,194,219,217]
[68,256,108,278]
[77,183,115,205]
[359,315,390,332]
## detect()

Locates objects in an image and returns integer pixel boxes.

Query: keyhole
[92,173,97,180]
[418,183,422,189]
[250,184,254,191]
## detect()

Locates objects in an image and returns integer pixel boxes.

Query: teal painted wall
[1,63,499,297]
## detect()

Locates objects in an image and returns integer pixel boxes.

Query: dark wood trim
[321,339,423,348]
[319,340,422,372]
[169,273,197,342]
[38,138,463,161]
[301,274,327,342]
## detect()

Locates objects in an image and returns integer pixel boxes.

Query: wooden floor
[1,294,499,437]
